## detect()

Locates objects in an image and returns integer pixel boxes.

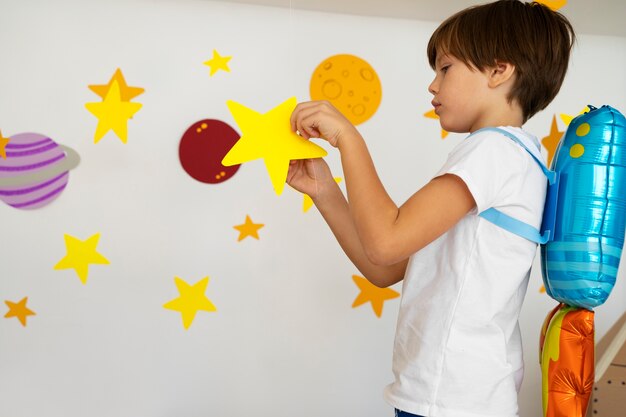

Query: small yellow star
[535,0,567,11]
[4,297,36,327]
[163,276,216,329]
[0,130,10,159]
[351,275,400,318]
[541,115,564,167]
[85,79,143,143]
[560,106,589,126]
[233,215,265,241]
[204,49,232,76]
[302,177,342,212]
[424,109,448,139]
[88,68,144,102]
[222,97,328,195]
[54,233,110,284]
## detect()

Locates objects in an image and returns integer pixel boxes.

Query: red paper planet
[179,119,241,184]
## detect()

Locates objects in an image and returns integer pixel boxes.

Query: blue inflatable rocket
[541,105,626,310]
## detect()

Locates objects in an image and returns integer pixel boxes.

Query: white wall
[0,1,624,416]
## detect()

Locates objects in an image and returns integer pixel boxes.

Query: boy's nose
[428,78,438,95]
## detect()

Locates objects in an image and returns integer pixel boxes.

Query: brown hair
[427,0,575,122]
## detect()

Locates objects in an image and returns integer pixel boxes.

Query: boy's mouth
[431,101,441,113]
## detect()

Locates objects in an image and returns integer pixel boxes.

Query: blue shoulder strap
[471,127,559,244]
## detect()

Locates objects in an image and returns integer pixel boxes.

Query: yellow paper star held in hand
[163,276,216,329]
[4,297,36,327]
[234,215,264,241]
[88,68,144,102]
[54,233,110,284]
[302,177,342,212]
[351,275,400,318]
[222,97,328,195]
[204,49,232,76]
[424,109,448,139]
[0,130,10,159]
[541,115,564,167]
[85,79,143,143]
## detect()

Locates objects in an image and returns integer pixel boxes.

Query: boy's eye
[441,65,450,73]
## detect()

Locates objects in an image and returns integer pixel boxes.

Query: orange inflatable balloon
[540,304,594,417]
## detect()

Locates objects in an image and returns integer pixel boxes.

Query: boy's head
[427,0,575,123]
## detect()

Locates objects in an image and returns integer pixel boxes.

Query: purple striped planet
[0,133,79,210]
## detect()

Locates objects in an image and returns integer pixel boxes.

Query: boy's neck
[471,97,524,132]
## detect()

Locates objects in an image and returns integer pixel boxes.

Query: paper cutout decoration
[54,233,110,284]
[541,115,564,167]
[4,297,36,327]
[535,0,567,11]
[0,130,9,159]
[310,54,382,125]
[424,109,449,139]
[85,69,143,143]
[233,215,264,241]
[222,97,328,195]
[163,276,216,329]
[560,107,589,126]
[351,275,400,318]
[179,119,241,184]
[302,177,342,212]
[0,133,80,210]
[204,49,232,76]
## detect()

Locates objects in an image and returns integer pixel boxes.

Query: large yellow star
[85,79,143,143]
[204,49,232,76]
[163,276,216,329]
[0,129,10,159]
[222,97,328,195]
[542,115,564,167]
[233,215,264,241]
[54,233,110,284]
[4,297,36,327]
[351,275,400,318]
[88,68,144,102]
[424,109,448,139]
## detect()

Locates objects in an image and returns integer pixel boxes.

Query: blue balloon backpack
[473,105,626,310]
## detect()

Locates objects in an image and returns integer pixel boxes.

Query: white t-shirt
[383,127,547,417]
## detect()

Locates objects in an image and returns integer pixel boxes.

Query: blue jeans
[395,409,425,417]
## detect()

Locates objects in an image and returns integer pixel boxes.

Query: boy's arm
[291,101,476,266]
[287,158,407,288]
[313,178,408,288]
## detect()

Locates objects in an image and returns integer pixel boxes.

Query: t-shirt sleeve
[434,132,528,214]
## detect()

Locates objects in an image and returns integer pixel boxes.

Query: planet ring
[0,145,81,187]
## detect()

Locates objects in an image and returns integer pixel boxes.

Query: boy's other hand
[290,100,359,148]
[287,158,334,200]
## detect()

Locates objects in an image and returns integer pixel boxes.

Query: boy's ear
[488,61,516,88]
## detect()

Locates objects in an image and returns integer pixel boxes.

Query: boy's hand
[290,100,359,148]
[287,158,334,200]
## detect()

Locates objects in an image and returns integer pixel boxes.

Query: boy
[287,1,575,416]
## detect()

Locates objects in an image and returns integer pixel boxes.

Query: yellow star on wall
[424,109,448,139]
[560,106,589,126]
[351,275,400,318]
[204,49,232,76]
[541,115,564,167]
[302,177,342,212]
[222,97,328,195]
[4,297,36,327]
[89,68,144,102]
[163,276,216,329]
[0,130,10,159]
[535,0,567,11]
[233,215,264,241]
[54,233,110,284]
[85,79,143,143]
